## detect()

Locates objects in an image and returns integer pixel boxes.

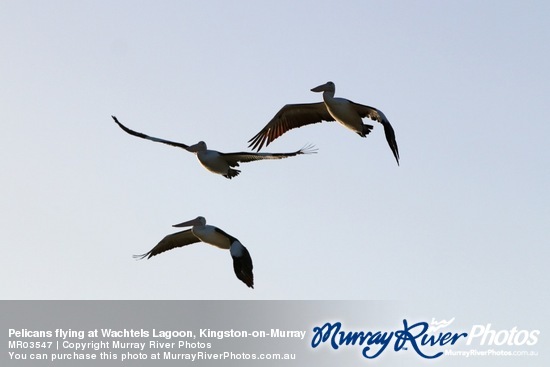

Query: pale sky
[1,0,548,325]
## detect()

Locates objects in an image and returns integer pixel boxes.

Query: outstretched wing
[248,103,333,151]
[112,115,190,150]
[220,144,317,167]
[133,229,200,260]
[231,244,254,289]
[350,102,400,165]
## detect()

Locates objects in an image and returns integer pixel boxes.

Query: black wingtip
[111,115,125,129]
[247,132,270,152]
[242,274,254,289]
[392,143,400,166]
[299,143,318,155]
[381,120,399,166]
[233,247,254,289]
[237,269,254,288]
[132,253,149,260]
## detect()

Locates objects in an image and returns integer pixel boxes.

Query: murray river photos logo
[310,318,540,360]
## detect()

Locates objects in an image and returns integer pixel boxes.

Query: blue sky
[1,0,548,316]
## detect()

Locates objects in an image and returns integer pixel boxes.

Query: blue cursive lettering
[311,319,468,359]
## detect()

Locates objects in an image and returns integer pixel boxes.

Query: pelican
[248,81,400,165]
[112,116,316,179]
[134,216,254,288]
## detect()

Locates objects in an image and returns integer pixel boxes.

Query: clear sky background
[1,0,548,320]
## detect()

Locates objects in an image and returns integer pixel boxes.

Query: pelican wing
[220,144,317,167]
[248,103,333,151]
[112,116,190,150]
[231,245,254,288]
[133,229,201,260]
[350,102,400,165]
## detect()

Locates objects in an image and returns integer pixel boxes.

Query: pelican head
[173,216,206,228]
[187,141,207,153]
[311,81,335,93]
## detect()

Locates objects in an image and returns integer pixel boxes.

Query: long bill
[185,141,207,153]
[172,216,204,228]
[310,81,333,93]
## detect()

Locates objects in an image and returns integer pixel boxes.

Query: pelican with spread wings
[248,81,399,165]
[112,116,316,178]
[134,216,254,288]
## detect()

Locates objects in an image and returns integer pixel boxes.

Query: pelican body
[248,81,399,165]
[134,216,254,288]
[112,116,316,178]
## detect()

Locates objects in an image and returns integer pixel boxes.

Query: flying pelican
[112,116,316,179]
[248,81,400,165]
[134,216,254,288]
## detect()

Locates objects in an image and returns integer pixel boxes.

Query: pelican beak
[311,82,329,92]
[186,141,206,153]
[186,142,201,153]
[173,217,201,228]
